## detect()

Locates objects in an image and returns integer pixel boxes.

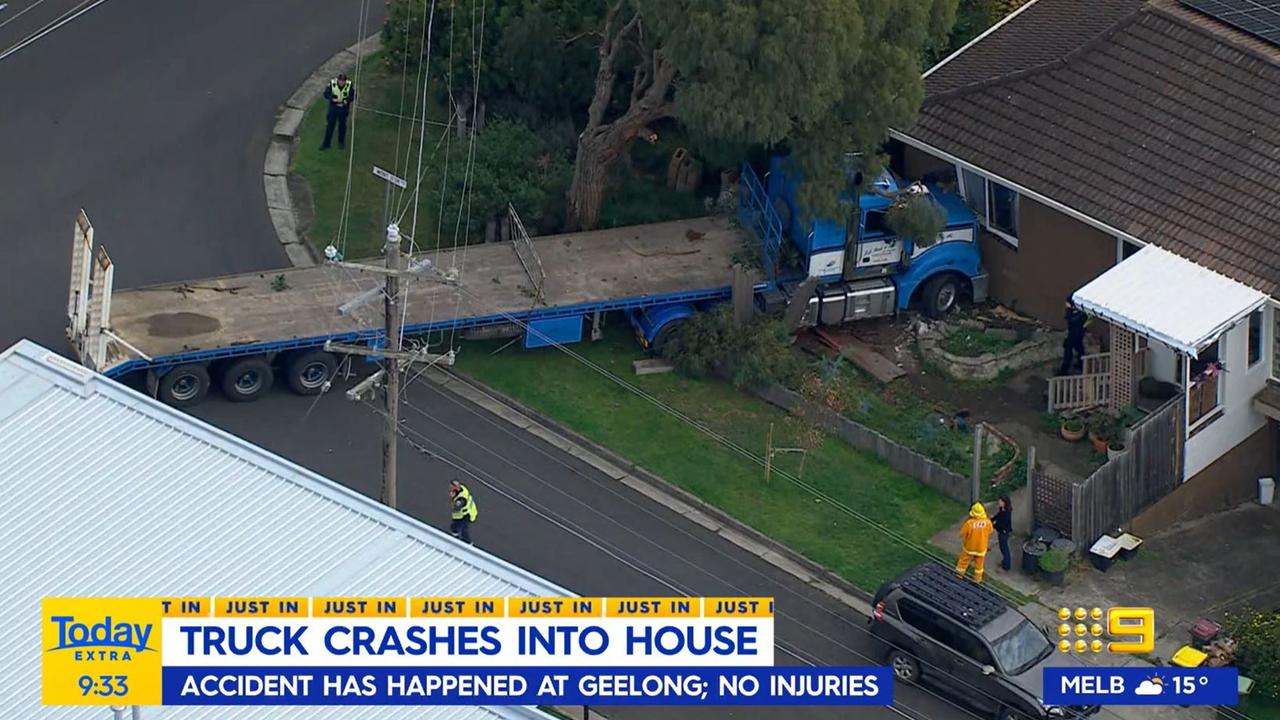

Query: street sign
[372,165,407,189]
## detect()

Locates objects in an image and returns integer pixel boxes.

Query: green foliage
[1087,413,1117,439]
[942,328,1019,357]
[1038,548,1068,573]
[885,195,946,248]
[661,306,797,390]
[271,274,289,292]
[1226,610,1280,698]
[1062,416,1084,431]
[433,119,571,239]
[598,176,707,228]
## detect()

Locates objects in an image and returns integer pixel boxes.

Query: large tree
[564,0,957,231]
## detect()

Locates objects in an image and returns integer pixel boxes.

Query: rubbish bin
[1022,540,1047,575]
[1260,477,1275,505]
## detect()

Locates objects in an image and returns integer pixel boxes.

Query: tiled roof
[905,0,1280,295]
[0,340,561,720]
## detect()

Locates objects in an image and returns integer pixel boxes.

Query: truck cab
[764,155,987,320]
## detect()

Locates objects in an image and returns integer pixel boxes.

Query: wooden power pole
[328,223,457,511]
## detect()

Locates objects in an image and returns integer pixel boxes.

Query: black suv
[868,563,1100,720]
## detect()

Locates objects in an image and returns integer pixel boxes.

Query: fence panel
[1071,394,1184,553]
[1033,467,1075,538]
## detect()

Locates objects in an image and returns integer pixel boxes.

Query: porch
[1033,244,1269,545]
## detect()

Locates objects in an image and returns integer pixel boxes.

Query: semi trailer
[65,160,987,407]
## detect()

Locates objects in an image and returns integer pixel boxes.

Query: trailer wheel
[650,319,686,357]
[219,357,274,402]
[922,274,961,319]
[157,364,210,407]
[286,351,337,396]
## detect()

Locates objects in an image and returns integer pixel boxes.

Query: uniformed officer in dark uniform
[1059,296,1088,375]
[320,73,355,150]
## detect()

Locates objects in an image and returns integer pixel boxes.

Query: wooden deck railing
[1188,374,1220,425]
[1048,372,1111,412]
[1081,353,1109,375]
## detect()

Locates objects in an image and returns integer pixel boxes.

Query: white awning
[1073,245,1267,358]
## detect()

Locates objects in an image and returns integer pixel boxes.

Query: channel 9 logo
[1056,607,1155,654]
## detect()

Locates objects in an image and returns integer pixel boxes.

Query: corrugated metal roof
[1072,245,1267,358]
[0,340,564,720]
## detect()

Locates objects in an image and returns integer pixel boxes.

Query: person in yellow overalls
[956,502,993,583]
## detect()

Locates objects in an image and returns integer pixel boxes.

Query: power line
[0,0,113,62]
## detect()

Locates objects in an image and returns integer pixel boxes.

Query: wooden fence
[1070,393,1185,552]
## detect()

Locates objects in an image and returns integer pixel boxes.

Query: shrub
[1038,548,1068,573]
[885,194,945,248]
[599,176,708,228]
[1225,609,1280,698]
[661,307,797,389]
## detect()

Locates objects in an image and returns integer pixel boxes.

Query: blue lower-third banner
[1044,667,1239,706]
[162,667,893,705]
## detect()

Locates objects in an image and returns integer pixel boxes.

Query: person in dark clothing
[1059,296,1088,375]
[993,496,1013,571]
[320,73,356,150]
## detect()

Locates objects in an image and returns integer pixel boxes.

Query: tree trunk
[566,136,612,232]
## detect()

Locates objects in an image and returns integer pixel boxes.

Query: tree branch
[584,3,642,131]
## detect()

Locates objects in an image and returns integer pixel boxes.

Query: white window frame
[957,166,1020,248]
[1188,336,1226,432]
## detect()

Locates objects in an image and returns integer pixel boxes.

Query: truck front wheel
[220,356,274,402]
[157,364,210,407]
[650,319,686,357]
[922,274,961,319]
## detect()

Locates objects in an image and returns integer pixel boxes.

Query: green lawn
[457,330,964,592]
[292,52,449,260]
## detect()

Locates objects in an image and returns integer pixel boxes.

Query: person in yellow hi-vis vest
[449,479,479,545]
[956,502,993,583]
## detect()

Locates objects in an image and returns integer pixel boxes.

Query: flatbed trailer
[67,209,764,405]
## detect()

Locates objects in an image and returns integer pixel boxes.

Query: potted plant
[1039,548,1069,586]
[1061,416,1085,442]
[1088,414,1113,454]
[1107,439,1127,460]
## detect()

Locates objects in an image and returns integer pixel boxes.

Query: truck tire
[651,319,686,357]
[219,356,274,402]
[922,274,961,319]
[285,350,337,396]
[157,364,210,408]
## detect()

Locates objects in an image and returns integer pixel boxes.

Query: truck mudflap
[970,270,990,304]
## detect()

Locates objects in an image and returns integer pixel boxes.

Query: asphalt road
[6,3,984,718]
[193,373,986,720]
[0,0,376,352]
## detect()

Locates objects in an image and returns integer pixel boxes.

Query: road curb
[426,368,875,617]
[263,31,383,267]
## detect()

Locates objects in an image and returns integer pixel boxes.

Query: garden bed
[918,315,1061,382]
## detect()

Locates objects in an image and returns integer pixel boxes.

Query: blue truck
[65,158,986,407]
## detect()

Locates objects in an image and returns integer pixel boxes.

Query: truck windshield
[991,620,1053,675]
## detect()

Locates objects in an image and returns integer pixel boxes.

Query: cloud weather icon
[1135,677,1164,696]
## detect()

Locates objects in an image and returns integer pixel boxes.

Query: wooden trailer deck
[103,217,758,370]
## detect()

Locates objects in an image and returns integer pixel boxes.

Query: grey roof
[903,0,1280,296]
[0,340,563,720]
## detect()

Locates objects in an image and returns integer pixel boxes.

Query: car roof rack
[896,563,1008,630]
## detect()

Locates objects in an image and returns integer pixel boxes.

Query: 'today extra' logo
[48,615,156,661]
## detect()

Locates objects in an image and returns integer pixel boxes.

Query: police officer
[449,479,478,544]
[1059,295,1088,376]
[320,73,356,150]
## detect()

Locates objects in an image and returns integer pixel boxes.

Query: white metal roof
[0,340,563,720]
[1072,244,1267,358]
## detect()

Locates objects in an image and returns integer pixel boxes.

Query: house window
[960,169,987,222]
[957,168,1019,247]
[1189,339,1224,426]
[989,181,1019,240]
[1249,309,1263,367]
